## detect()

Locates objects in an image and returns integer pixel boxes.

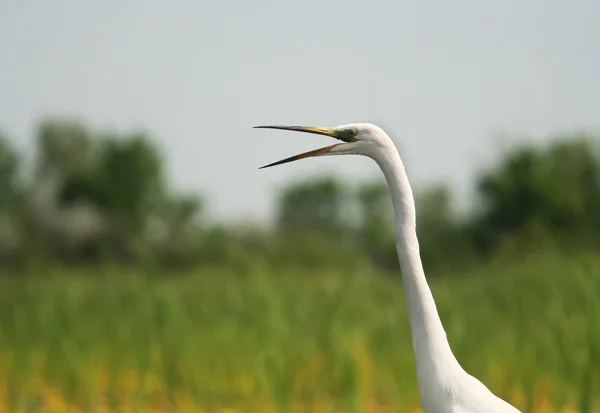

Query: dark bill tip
[258,144,340,170]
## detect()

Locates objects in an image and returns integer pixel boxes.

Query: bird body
[256,123,521,413]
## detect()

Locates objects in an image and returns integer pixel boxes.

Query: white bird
[255,123,521,413]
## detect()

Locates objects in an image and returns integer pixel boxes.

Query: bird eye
[350,129,357,136]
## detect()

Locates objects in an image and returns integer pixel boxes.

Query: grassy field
[0,253,599,412]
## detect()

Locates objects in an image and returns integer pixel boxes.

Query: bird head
[254,123,392,169]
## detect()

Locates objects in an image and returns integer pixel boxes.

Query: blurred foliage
[472,136,600,259]
[0,132,21,211]
[1,118,600,411]
[0,254,599,411]
[0,119,600,274]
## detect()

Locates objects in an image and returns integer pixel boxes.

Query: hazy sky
[2,0,599,222]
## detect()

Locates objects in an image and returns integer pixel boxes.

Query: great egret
[255,123,521,413]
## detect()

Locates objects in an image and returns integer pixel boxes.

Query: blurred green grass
[0,252,599,411]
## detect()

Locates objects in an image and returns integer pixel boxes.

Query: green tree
[273,176,364,270]
[276,176,351,238]
[34,119,98,191]
[0,133,21,212]
[355,180,397,269]
[96,134,164,230]
[30,119,167,263]
[472,135,600,257]
[0,133,24,264]
[416,184,473,271]
[154,193,205,267]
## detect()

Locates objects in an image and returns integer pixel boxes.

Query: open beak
[254,125,353,169]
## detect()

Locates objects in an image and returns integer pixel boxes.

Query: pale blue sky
[1,0,599,222]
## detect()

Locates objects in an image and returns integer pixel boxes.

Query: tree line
[1,118,599,274]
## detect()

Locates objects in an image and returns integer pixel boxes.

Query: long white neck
[373,144,466,392]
